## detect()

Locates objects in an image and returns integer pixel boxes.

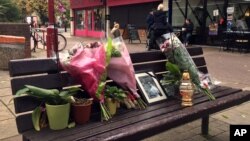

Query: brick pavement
[0,31,250,141]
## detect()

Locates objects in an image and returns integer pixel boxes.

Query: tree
[15,0,70,25]
[0,0,20,22]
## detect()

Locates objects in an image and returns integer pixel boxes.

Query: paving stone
[209,119,228,129]
[215,122,230,132]
[209,127,225,136]
[0,87,12,96]
[0,118,19,140]
[213,131,229,141]
[0,80,10,89]
[213,110,250,125]
[185,120,201,128]
[1,95,14,105]
[1,135,22,141]
[188,126,201,135]
[7,104,16,117]
[0,101,14,121]
[0,70,9,77]
[184,135,208,141]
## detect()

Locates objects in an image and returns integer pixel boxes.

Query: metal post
[223,0,229,29]
[185,0,188,19]
[47,0,58,57]
[168,0,173,25]
[201,115,209,135]
[202,0,208,44]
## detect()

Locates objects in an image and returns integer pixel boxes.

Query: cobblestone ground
[1,30,250,141]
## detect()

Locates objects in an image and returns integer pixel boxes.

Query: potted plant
[71,98,93,124]
[14,85,81,131]
[105,86,127,115]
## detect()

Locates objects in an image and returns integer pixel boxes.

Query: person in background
[148,3,173,50]
[146,9,155,35]
[182,18,194,47]
[111,22,121,38]
[236,16,246,30]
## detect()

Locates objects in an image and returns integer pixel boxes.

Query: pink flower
[160,39,170,52]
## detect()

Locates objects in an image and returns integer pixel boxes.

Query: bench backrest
[9,46,207,133]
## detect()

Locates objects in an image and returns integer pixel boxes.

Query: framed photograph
[135,72,167,104]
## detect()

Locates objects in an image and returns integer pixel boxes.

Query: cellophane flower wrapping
[60,40,113,121]
[157,33,215,100]
[61,42,106,101]
[107,37,147,109]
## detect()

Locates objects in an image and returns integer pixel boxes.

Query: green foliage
[15,85,81,105]
[15,85,82,131]
[0,0,20,22]
[105,86,127,101]
[15,0,70,25]
[111,47,121,57]
[162,62,182,85]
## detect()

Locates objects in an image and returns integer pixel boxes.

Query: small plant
[72,97,93,106]
[14,85,82,131]
[105,86,127,101]
[162,62,182,85]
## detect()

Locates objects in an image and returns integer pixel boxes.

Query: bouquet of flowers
[60,38,146,121]
[107,38,146,109]
[60,39,113,121]
[158,33,215,100]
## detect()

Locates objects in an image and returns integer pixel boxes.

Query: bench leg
[201,115,209,135]
[23,135,29,141]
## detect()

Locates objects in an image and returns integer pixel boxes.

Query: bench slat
[130,47,203,63]
[20,86,240,140]
[9,58,59,77]
[11,73,75,94]
[84,90,250,141]
[9,47,203,77]
[53,89,244,141]
[133,56,206,73]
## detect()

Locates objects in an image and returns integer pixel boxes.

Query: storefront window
[227,0,250,30]
[76,10,85,29]
[94,8,105,31]
[87,10,92,30]
[75,8,104,31]
[172,0,186,26]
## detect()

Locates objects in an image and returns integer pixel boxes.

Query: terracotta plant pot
[46,103,70,130]
[71,99,92,124]
[106,98,117,116]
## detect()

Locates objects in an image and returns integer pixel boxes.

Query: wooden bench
[9,47,250,141]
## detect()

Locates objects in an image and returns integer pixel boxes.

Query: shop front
[74,7,105,38]
[70,0,105,38]
[70,0,162,38]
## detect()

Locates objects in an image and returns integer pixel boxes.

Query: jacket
[152,10,173,32]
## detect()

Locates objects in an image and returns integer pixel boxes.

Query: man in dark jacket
[148,4,173,50]
[146,10,154,31]
[182,19,194,47]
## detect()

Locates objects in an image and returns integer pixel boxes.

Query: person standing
[182,19,194,47]
[146,9,154,35]
[148,3,173,50]
[111,22,121,39]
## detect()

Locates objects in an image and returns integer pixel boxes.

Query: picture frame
[135,72,167,104]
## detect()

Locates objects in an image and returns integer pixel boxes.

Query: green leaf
[166,62,181,76]
[68,122,76,128]
[32,107,42,131]
[106,38,113,66]
[59,91,70,97]
[15,88,29,96]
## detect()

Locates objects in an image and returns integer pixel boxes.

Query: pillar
[70,9,74,36]
[106,6,110,37]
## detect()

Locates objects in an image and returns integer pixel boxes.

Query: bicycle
[30,27,67,52]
